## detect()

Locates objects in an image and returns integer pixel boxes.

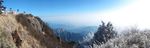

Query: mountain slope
[0,14,73,48]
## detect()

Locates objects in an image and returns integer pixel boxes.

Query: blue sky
[4,0,127,16]
[5,0,144,28]
[4,0,150,31]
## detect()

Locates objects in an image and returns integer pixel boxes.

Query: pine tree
[0,0,6,14]
[93,21,117,45]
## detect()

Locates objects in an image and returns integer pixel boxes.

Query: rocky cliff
[0,14,73,48]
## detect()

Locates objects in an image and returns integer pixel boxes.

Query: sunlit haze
[98,0,150,29]
[42,0,150,30]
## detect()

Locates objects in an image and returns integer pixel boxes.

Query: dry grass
[0,15,17,48]
[0,14,73,48]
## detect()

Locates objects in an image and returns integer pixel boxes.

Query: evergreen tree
[0,0,6,14]
[9,8,12,11]
[93,21,117,45]
[17,9,19,12]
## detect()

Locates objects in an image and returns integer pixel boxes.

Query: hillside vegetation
[75,22,150,48]
[92,30,150,48]
[0,14,73,48]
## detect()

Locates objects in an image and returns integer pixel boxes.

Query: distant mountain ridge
[48,23,98,33]
[48,23,98,43]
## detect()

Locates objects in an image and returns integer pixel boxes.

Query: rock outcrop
[0,14,73,48]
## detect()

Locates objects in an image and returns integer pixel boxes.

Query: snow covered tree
[93,21,117,45]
